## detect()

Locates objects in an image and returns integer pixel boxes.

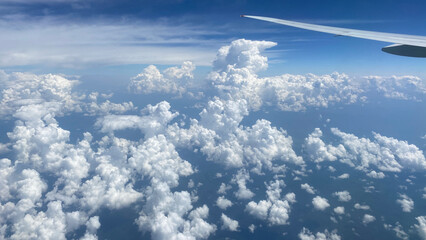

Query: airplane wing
[241,15,426,57]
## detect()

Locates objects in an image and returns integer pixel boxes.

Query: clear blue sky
[1,0,426,77]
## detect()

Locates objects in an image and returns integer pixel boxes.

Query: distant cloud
[246,179,295,225]
[334,207,345,215]
[298,227,341,240]
[221,214,239,231]
[312,196,330,211]
[333,191,351,202]
[304,128,426,174]
[362,214,376,225]
[301,183,316,194]
[397,194,414,213]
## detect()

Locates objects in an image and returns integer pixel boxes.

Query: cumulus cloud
[304,128,426,174]
[362,214,376,225]
[414,216,426,240]
[354,203,370,210]
[333,191,351,202]
[301,183,316,194]
[246,179,295,225]
[128,61,196,95]
[396,194,414,213]
[298,227,341,240]
[221,214,239,231]
[312,196,330,211]
[334,207,345,215]
[216,196,233,210]
[167,98,303,173]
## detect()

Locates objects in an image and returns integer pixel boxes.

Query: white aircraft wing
[242,15,426,57]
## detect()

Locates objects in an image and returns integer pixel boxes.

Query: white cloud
[232,169,255,200]
[128,61,196,95]
[333,191,351,202]
[366,170,385,179]
[96,101,178,137]
[301,183,316,194]
[354,203,370,210]
[298,227,341,240]
[362,214,376,225]
[396,194,414,213]
[216,196,233,210]
[0,71,80,117]
[245,179,295,225]
[414,216,426,240]
[217,183,232,194]
[337,173,350,179]
[221,214,239,231]
[312,196,330,211]
[0,16,219,67]
[384,222,409,240]
[304,128,426,174]
[334,207,345,215]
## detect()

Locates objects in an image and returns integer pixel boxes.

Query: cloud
[366,170,385,179]
[333,191,351,202]
[167,98,303,173]
[334,207,345,215]
[232,169,255,200]
[354,203,370,210]
[304,128,426,174]
[245,179,295,225]
[216,196,233,210]
[337,173,350,179]
[298,227,341,240]
[301,183,316,194]
[0,16,220,67]
[362,214,376,225]
[96,101,178,137]
[414,216,426,240]
[396,194,414,213]
[312,196,330,211]
[221,213,239,231]
[128,61,196,95]
[0,71,80,117]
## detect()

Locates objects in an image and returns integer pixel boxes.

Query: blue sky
[1,0,426,78]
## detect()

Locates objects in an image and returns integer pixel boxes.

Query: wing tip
[240,15,246,17]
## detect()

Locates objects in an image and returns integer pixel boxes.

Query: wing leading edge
[242,15,426,57]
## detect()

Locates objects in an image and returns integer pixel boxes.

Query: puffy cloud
[0,71,80,117]
[384,222,408,240]
[364,75,426,100]
[298,227,341,240]
[304,128,426,174]
[245,179,295,225]
[216,196,233,210]
[232,169,255,200]
[217,183,232,194]
[96,101,178,137]
[312,196,330,211]
[10,201,67,240]
[366,170,385,179]
[362,214,376,225]
[167,98,303,173]
[337,174,350,179]
[414,216,426,240]
[396,194,414,213]
[333,207,345,215]
[221,213,239,231]
[354,203,370,210]
[129,62,196,95]
[333,191,351,202]
[85,100,136,116]
[301,183,316,194]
